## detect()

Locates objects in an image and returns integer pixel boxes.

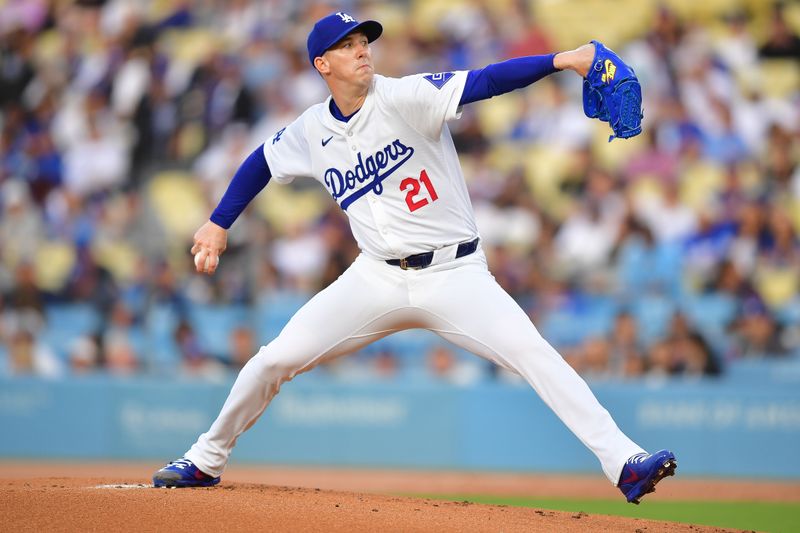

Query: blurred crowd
[1,0,799,382]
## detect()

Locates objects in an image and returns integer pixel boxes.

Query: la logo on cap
[337,12,355,23]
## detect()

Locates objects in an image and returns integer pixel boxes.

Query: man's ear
[314,56,329,75]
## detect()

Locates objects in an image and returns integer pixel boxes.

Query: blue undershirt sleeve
[210,144,271,229]
[459,53,559,106]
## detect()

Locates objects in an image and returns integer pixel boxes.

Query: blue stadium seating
[41,304,102,359]
[144,304,182,372]
[254,289,310,341]
[630,293,677,344]
[186,305,250,360]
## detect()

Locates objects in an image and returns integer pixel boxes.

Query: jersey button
[351,145,356,151]
[348,132,353,137]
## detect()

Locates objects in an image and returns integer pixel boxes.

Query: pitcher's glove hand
[582,40,643,142]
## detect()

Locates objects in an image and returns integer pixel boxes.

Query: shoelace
[166,459,194,470]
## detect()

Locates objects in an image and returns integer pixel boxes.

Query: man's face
[318,31,373,85]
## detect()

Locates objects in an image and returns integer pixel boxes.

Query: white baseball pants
[185,249,644,483]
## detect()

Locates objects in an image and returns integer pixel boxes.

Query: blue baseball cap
[307,12,383,67]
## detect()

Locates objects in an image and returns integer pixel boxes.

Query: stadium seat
[759,59,800,100]
[160,28,223,65]
[630,293,676,343]
[92,240,139,284]
[536,0,652,50]
[254,289,311,341]
[42,304,102,360]
[253,185,329,233]
[680,161,725,211]
[581,294,619,337]
[680,293,737,332]
[616,236,657,294]
[522,144,575,218]
[147,171,208,240]
[680,292,737,356]
[33,242,75,293]
[754,265,798,310]
[776,297,800,327]
[540,310,585,348]
[187,305,250,361]
[653,242,685,297]
[144,304,182,372]
[476,92,524,138]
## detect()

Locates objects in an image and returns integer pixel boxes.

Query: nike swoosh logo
[322,136,333,147]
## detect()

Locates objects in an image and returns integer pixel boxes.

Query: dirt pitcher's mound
[3,478,736,532]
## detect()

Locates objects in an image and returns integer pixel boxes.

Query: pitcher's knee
[244,343,312,383]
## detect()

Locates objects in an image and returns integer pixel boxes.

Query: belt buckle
[399,258,409,270]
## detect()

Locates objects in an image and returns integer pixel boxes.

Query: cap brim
[327,20,383,52]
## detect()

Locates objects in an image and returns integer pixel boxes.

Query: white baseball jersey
[263,72,477,260]
[185,70,647,487]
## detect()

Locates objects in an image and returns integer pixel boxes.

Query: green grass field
[416,495,800,532]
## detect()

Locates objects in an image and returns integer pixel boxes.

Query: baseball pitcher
[154,12,674,504]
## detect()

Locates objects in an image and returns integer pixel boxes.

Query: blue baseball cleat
[618,450,677,504]
[152,458,220,488]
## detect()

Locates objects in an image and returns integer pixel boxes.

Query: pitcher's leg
[185,256,408,476]
[417,255,643,484]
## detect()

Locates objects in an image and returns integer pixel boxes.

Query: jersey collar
[323,78,377,130]
[328,98,360,122]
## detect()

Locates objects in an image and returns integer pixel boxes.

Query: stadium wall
[2,375,799,479]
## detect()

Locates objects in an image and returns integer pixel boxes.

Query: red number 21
[401,169,439,212]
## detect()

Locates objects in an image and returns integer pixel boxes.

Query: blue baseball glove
[582,40,643,142]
